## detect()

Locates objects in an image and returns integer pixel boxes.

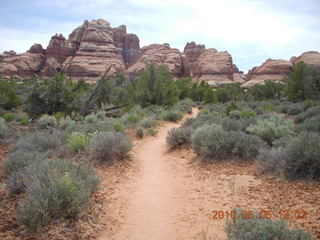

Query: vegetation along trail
[99,108,258,240]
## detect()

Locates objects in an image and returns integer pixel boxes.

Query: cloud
[0,0,319,72]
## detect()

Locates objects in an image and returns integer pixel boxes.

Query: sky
[0,0,319,73]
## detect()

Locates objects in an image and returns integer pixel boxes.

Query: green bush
[53,112,65,122]
[0,80,20,110]
[67,132,90,153]
[176,98,193,113]
[96,111,106,120]
[166,127,193,148]
[113,123,124,132]
[148,128,158,136]
[287,104,304,115]
[38,115,57,128]
[140,117,158,128]
[240,111,257,118]
[2,113,15,122]
[59,116,76,130]
[224,101,238,115]
[257,132,320,180]
[247,114,294,144]
[304,100,317,110]
[191,124,234,159]
[17,159,100,231]
[90,131,132,161]
[226,210,312,240]
[277,103,290,114]
[17,132,62,153]
[233,132,266,160]
[228,110,241,120]
[84,114,98,124]
[136,127,144,139]
[162,110,183,122]
[123,113,139,125]
[297,115,320,133]
[4,150,45,175]
[0,118,7,138]
[295,106,320,123]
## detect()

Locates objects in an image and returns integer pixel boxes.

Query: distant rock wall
[1,18,320,88]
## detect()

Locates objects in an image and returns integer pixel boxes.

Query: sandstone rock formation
[41,34,74,76]
[126,43,189,78]
[112,25,140,67]
[0,44,46,78]
[62,19,126,82]
[241,59,292,88]
[193,49,236,87]
[291,51,320,66]
[183,42,206,76]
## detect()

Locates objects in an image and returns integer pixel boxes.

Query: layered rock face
[0,44,46,78]
[291,51,320,66]
[125,43,189,78]
[0,19,140,81]
[62,19,126,82]
[112,25,140,67]
[193,49,236,87]
[241,59,293,88]
[183,42,206,76]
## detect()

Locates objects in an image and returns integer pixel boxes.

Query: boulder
[125,43,189,78]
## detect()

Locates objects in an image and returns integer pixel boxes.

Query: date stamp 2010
[212,209,308,220]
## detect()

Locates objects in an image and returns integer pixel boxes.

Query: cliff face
[1,18,319,88]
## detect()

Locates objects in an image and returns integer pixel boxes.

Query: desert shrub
[113,123,124,132]
[304,100,317,110]
[0,80,20,110]
[233,132,266,160]
[162,110,183,122]
[122,113,139,125]
[224,101,238,115]
[240,111,256,118]
[84,114,98,124]
[295,106,320,123]
[59,116,76,130]
[136,128,144,138]
[2,113,15,122]
[254,104,276,115]
[0,118,7,138]
[185,113,222,129]
[176,98,193,113]
[19,119,29,125]
[257,132,320,180]
[148,128,158,136]
[140,117,157,128]
[78,120,113,134]
[17,132,62,153]
[166,127,193,148]
[96,111,106,120]
[53,112,65,122]
[277,103,290,114]
[144,105,166,120]
[4,150,45,175]
[228,110,241,120]
[226,210,312,240]
[67,132,90,153]
[247,114,294,144]
[222,118,243,131]
[287,104,304,115]
[297,115,320,133]
[17,159,99,230]
[38,115,57,128]
[90,131,132,161]
[191,124,234,159]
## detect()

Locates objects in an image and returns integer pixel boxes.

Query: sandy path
[99,107,320,240]
[112,109,199,240]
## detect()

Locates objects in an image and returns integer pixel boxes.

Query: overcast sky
[0,0,319,72]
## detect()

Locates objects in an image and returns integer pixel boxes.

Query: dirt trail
[99,107,319,240]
